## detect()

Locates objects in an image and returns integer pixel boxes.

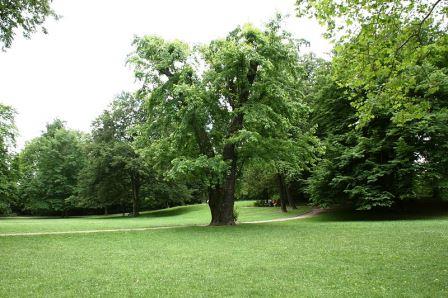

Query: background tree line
[0,0,446,224]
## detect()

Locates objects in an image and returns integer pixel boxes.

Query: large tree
[130,18,313,225]
[0,0,58,50]
[298,1,448,208]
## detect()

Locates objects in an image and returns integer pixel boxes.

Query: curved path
[0,208,326,237]
[241,208,326,224]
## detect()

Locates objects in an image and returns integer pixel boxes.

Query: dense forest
[1,0,447,225]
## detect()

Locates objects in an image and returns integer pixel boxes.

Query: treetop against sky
[0,0,330,149]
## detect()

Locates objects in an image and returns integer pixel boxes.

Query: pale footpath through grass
[0,203,447,297]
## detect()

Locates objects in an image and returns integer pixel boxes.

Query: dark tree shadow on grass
[310,202,448,222]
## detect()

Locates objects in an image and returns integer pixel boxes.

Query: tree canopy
[298,0,448,209]
[297,0,448,125]
[0,104,17,214]
[75,93,149,216]
[1,5,447,218]
[129,18,317,224]
[18,119,86,215]
[0,0,57,50]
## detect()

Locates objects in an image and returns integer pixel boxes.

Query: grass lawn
[0,201,311,234]
[0,205,447,297]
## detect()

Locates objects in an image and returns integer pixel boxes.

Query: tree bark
[132,195,139,216]
[277,174,288,213]
[131,172,140,217]
[208,145,238,225]
[285,184,297,209]
[220,145,238,225]
[280,196,287,213]
[130,172,141,216]
[208,186,223,225]
[208,112,243,225]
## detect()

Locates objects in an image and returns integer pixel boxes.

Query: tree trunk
[286,184,297,209]
[208,186,223,225]
[208,146,238,225]
[220,143,238,225]
[209,113,243,225]
[280,196,287,213]
[132,195,139,216]
[215,110,244,225]
[277,174,288,213]
[130,172,141,217]
[104,206,108,215]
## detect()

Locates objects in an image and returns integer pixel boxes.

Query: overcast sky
[0,0,331,149]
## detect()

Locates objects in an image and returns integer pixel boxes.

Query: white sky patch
[0,0,332,149]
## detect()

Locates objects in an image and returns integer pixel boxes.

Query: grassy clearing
[0,201,312,234]
[0,209,447,297]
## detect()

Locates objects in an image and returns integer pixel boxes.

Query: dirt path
[240,208,327,224]
[0,208,326,237]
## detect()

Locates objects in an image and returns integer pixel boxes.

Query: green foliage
[76,139,132,212]
[75,93,149,214]
[306,52,448,209]
[0,104,17,215]
[297,1,448,209]
[0,0,58,50]
[4,8,445,214]
[297,0,448,125]
[130,17,319,221]
[74,92,193,214]
[18,119,86,215]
